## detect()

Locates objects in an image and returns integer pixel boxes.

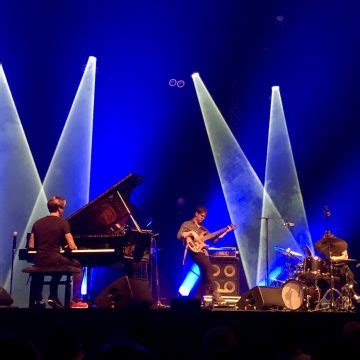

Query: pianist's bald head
[47,196,67,213]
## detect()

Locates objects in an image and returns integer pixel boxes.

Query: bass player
[177,206,234,303]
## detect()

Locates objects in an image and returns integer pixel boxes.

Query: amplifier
[208,247,238,258]
[210,256,240,296]
[203,295,240,309]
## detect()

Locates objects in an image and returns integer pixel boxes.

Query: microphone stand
[263,217,270,286]
[260,217,295,287]
[151,233,165,308]
[10,231,17,296]
[326,234,336,310]
[324,208,336,310]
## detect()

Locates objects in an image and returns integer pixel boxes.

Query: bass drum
[281,279,320,311]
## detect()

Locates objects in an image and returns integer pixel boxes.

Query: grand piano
[19,173,153,267]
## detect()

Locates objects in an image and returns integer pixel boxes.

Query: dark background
[1,0,360,298]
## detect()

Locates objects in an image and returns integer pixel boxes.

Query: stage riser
[0,309,358,359]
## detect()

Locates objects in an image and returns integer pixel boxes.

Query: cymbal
[331,258,358,264]
[314,234,347,255]
[274,246,303,259]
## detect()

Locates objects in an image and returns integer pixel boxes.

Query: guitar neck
[202,227,229,242]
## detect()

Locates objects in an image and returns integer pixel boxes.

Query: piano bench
[22,266,81,309]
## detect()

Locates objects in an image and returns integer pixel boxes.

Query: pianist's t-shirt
[31,216,70,253]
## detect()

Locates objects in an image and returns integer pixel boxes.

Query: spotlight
[258,86,312,283]
[88,56,97,63]
[177,80,185,88]
[191,75,300,288]
[0,64,43,291]
[179,264,200,296]
[169,79,177,87]
[191,72,199,79]
[192,73,267,288]
[5,56,97,306]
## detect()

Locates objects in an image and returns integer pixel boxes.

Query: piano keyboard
[26,249,116,254]
[18,247,149,265]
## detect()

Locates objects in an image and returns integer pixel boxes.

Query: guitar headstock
[228,224,236,231]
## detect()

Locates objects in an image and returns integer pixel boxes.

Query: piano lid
[67,173,143,235]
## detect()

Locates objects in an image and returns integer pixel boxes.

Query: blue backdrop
[1,0,359,298]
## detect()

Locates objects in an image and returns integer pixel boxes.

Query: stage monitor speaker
[237,286,284,310]
[0,287,13,306]
[210,257,240,296]
[95,276,153,309]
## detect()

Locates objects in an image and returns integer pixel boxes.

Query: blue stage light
[81,267,88,296]
[258,266,282,286]
[179,263,200,296]
[6,57,97,306]
[192,75,302,288]
[258,86,312,284]
[0,64,43,290]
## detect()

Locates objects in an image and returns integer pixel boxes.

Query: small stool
[22,266,81,308]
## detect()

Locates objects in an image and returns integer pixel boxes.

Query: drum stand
[316,262,344,311]
[285,254,295,281]
[276,253,294,284]
[313,208,356,311]
[315,233,345,311]
[338,269,356,311]
[315,210,339,310]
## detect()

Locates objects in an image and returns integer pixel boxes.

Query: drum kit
[275,234,359,312]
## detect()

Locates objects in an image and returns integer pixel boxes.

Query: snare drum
[281,279,320,310]
[301,256,328,281]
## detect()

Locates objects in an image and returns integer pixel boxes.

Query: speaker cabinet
[237,286,284,310]
[210,257,240,296]
[0,287,13,306]
[95,276,153,309]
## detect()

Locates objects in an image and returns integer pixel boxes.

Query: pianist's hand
[65,233,78,251]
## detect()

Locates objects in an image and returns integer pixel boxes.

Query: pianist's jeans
[33,252,83,302]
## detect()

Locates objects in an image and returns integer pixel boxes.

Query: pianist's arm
[65,233,78,251]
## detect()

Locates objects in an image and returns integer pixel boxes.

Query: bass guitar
[185,224,236,253]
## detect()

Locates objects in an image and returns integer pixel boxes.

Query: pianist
[28,196,88,309]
